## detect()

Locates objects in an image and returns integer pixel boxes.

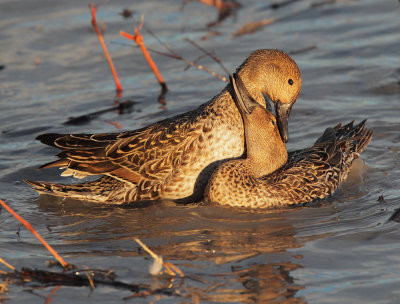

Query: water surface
[1,0,400,303]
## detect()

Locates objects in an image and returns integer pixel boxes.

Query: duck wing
[261,120,373,204]
[36,110,207,186]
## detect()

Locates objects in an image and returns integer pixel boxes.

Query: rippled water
[1,0,400,303]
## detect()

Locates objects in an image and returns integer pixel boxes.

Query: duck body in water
[26,49,302,204]
[205,73,373,208]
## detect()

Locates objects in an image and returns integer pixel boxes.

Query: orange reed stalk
[45,286,62,304]
[104,120,122,129]
[197,0,223,9]
[120,24,168,93]
[0,199,70,269]
[89,3,123,93]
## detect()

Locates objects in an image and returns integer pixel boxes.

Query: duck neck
[245,149,287,178]
[244,124,288,178]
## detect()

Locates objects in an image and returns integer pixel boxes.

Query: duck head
[236,49,301,143]
[230,73,288,177]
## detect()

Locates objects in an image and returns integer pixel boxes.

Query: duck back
[206,120,373,208]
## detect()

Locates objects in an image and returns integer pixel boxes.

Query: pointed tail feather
[358,129,373,153]
[39,159,69,169]
[333,120,372,183]
[308,120,372,183]
[334,119,372,154]
[36,133,64,147]
[24,177,131,204]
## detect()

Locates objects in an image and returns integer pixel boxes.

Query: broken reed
[89,2,123,93]
[0,199,71,269]
[121,19,168,94]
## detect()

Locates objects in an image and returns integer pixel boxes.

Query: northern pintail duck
[205,73,373,208]
[26,49,302,204]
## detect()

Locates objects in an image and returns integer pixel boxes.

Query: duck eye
[288,79,294,85]
[271,120,276,126]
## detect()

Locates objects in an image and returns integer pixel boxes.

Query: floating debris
[119,8,134,19]
[134,238,184,277]
[389,207,400,222]
[233,19,276,37]
[270,0,299,9]
[289,45,317,55]
[377,195,386,203]
[183,0,241,27]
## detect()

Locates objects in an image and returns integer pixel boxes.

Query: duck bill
[274,100,293,143]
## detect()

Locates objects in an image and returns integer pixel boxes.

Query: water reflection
[2,0,399,301]
[35,196,305,302]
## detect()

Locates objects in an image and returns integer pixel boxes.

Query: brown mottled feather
[27,49,302,204]
[205,73,372,208]
[205,120,373,208]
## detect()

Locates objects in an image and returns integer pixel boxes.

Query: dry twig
[89,3,123,93]
[120,17,168,94]
[104,120,122,129]
[0,258,15,272]
[0,199,72,269]
[143,26,228,82]
[134,238,184,277]
[184,38,229,75]
[44,286,62,304]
